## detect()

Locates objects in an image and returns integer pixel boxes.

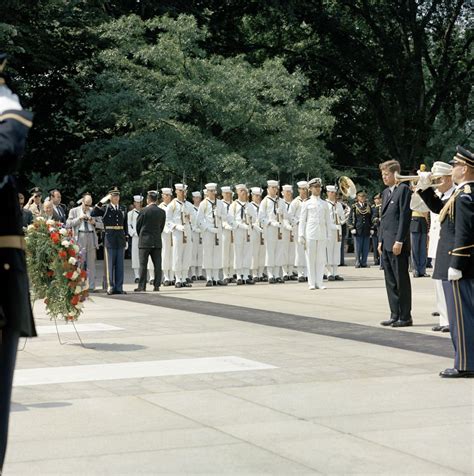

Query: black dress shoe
[432,325,443,331]
[191,276,197,281]
[269,277,276,284]
[355,264,361,269]
[153,287,160,292]
[217,279,227,286]
[149,279,154,286]
[134,288,145,292]
[236,278,243,285]
[381,318,397,326]
[114,290,127,295]
[328,275,335,281]
[441,326,450,333]
[298,276,306,282]
[175,282,182,288]
[361,264,370,268]
[283,275,289,281]
[440,368,474,378]
[213,280,217,286]
[392,320,413,327]
[163,280,170,286]
[334,275,344,281]
[206,280,213,287]
[107,290,114,295]
[246,278,255,285]
[276,277,284,283]
[184,282,192,287]
[323,274,327,280]
[290,275,298,281]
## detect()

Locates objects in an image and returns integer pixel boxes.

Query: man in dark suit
[49,188,67,224]
[135,190,166,292]
[0,56,37,471]
[378,160,413,327]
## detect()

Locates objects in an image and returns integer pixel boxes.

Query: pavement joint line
[110,294,454,359]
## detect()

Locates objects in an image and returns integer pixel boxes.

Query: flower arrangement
[25,217,89,321]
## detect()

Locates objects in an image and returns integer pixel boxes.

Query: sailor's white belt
[0,235,26,250]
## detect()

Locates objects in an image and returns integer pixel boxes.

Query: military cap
[29,187,42,196]
[133,194,143,202]
[308,178,322,187]
[235,184,248,192]
[192,191,202,198]
[296,181,309,189]
[108,187,120,195]
[326,185,337,193]
[220,185,232,193]
[250,187,262,195]
[267,180,279,188]
[451,145,474,168]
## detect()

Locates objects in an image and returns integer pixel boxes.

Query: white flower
[46,219,55,225]
[75,302,83,309]
[36,216,45,221]
[71,271,79,280]
[27,224,35,231]
[61,240,70,248]
[68,257,77,266]
[74,285,82,294]
[59,228,68,236]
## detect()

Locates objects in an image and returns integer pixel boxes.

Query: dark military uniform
[0,104,36,469]
[91,190,127,294]
[371,199,382,265]
[349,200,372,267]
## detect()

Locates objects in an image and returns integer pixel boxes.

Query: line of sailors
[125,178,349,291]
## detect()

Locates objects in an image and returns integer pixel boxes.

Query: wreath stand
[19,298,90,351]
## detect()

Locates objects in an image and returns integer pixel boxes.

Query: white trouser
[189,231,203,277]
[326,233,341,277]
[233,231,252,277]
[278,229,295,276]
[251,230,265,276]
[221,229,234,278]
[435,278,449,327]
[264,226,282,278]
[161,231,174,281]
[77,232,97,290]
[203,230,222,279]
[172,229,193,282]
[131,235,140,278]
[306,239,327,288]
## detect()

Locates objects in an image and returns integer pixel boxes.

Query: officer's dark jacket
[349,202,372,236]
[0,109,37,337]
[379,182,412,252]
[91,203,127,248]
[136,203,166,249]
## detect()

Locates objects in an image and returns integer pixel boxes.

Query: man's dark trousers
[0,328,20,469]
[138,248,162,290]
[383,248,412,322]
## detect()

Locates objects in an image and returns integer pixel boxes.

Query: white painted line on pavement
[36,323,124,335]
[13,356,276,387]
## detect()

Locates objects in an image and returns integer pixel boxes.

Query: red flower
[65,271,74,279]
[68,248,76,257]
[80,270,87,279]
[51,232,60,244]
[58,250,67,259]
[47,270,55,277]
[70,295,80,306]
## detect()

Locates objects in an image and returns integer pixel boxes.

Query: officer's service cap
[192,191,201,198]
[282,184,293,192]
[235,184,247,192]
[357,190,367,196]
[431,162,452,177]
[326,185,337,193]
[133,195,143,202]
[109,187,120,195]
[29,187,42,195]
[308,178,322,187]
[161,188,173,195]
[220,185,232,193]
[250,187,262,195]
[267,180,279,188]
[373,192,382,199]
[451,146,474,168]
[296,181,309,189]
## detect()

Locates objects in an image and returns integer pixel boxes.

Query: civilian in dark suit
[0,70,36,471]
[378,160,413,327]
[135,191,166,292]
[49,189,67,224]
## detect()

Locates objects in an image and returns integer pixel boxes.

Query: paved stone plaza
[6,263,474,475]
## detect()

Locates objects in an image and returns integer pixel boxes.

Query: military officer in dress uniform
[220,186,235,283]
[24,186,42,217]
[259,180,284,283]
[166,184,194,288]
[0,64,36,471]
[247,187,266,282]
[91,187,128,295]
[298,178,332,290]
[190,191,204,281]
[197,183,227,286]
[371,193,382,266]
[325,185,346,281]
[127,195,143,283]
[229,184,254,284]
[280,184,296,281]
[289,181,309,282]
[349,190,372,268]
[159,188,174,286]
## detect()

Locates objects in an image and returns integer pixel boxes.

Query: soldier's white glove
[350,229,356,235]
[175,224,185,232]
[416,171,432,191]
[254,225,263,233]
[222,223,232,230]
[209,227,219,234]
[448,267,462,281]
[239,223,249,230]
[284,224,293,232]
[270,221,280,228]
[298,236,305,245]
[0,85,22,113]
[125,241,129,251]
[370,230,374,236]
